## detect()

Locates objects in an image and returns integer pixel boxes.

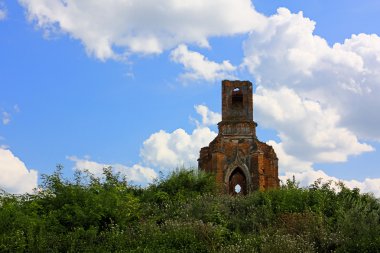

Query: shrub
[1,167,379,252]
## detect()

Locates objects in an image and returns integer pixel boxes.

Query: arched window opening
[229,167,247,195]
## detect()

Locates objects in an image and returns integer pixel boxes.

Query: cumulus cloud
[68,105,218,181]
[140,127,216,170]
[267,141,313,173]
[254,87,373,164]
[68,156,157,185]
[253,86,376,195]
[270,138,380,198]
[280,169,380,198]
[235,6,380,197]
[140,104,217,169]
[17,1,380,197]
[243,7,380,141]
[171,44,237,81]
[139,103,380,197]
[193,104,221,126]
[19,0,265,60]
[0,148,38,194]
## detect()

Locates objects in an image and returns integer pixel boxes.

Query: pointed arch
[224,162,251,195]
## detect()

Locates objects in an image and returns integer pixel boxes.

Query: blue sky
[1,0,380,196]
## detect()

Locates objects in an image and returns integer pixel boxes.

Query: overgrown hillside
[1,167,379,252]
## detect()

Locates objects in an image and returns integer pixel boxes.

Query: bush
[0,167,379,252]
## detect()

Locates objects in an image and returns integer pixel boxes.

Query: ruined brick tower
[198,80,279,195]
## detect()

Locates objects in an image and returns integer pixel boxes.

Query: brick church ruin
[198,80,279,195]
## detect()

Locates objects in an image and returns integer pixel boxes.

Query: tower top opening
[221,80,253,122]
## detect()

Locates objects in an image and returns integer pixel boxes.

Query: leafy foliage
[0,167,379,252]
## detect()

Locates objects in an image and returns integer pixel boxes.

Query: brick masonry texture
[198,80,279,195]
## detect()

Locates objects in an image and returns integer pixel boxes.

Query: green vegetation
[1,167,380,252]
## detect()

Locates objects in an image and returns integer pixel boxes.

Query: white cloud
[237,6,380,197]
[170,44,237,81]
[0,148,38,194]
[280,169,380,198]
[254,87,373,164]
[140,104,217,169]
[270,138,380,197]
[68,105,218,181]
[2,111,10,125]
[19,0,265,60]
[68,156,157,185]
[16,1,380,197]
[243,7,380,141]
[140,127,216,170]
[193,104,221,126]
[139,103,380,198]
[268,136,378,195]
[267,141,313,173]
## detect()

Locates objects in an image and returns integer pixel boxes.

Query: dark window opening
[232,87,243,106]
[232,93,243,106]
